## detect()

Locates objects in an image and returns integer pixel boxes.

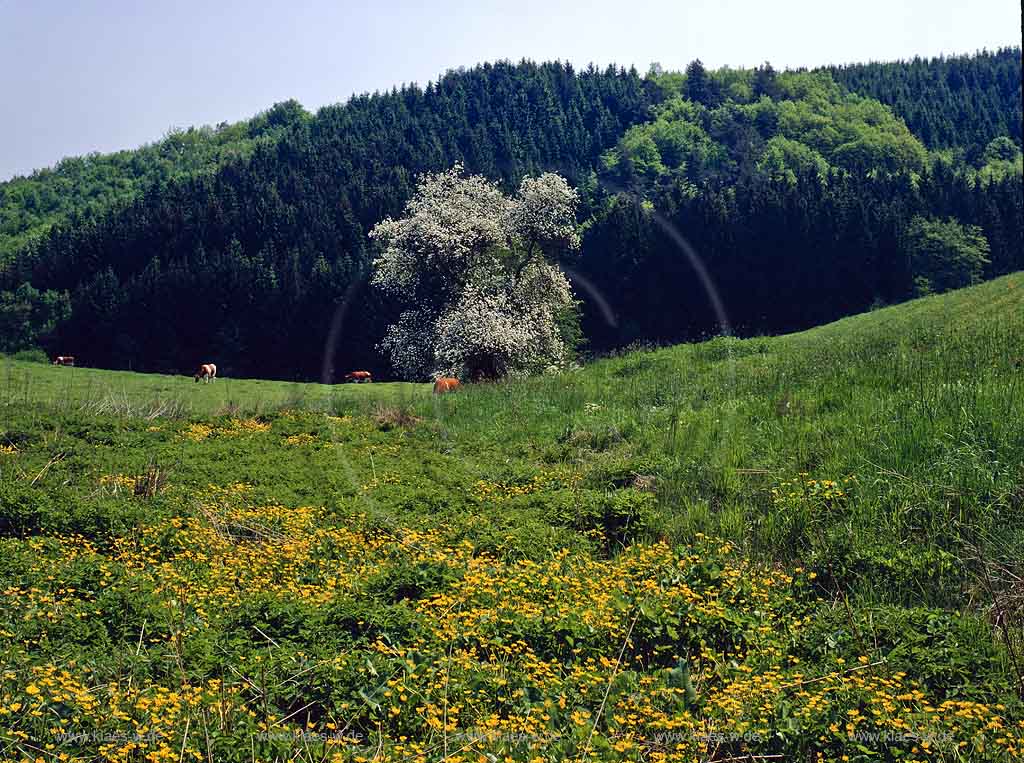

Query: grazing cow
[53,356,75,366]
[344,370,373,383]
[433,377,461,394]
[194,363,217,383]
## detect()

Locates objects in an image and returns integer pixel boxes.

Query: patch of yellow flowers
[472,469,579,502]
[99,474,137,493]
[361,473,402,491]
[181,418,270,442]
[1,456,1020,761]
[772,473,854,508]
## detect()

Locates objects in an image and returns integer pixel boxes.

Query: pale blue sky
[1,0,1020,180]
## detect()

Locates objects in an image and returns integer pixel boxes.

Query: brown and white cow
[433,377,460,394]
[53,356,75,366]
[344,370,373,383]
[194,363,217,383]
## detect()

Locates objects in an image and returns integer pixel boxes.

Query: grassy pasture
[0,361,430,418]
[1,274,1022,761]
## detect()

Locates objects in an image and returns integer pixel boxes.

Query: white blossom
[505,173,582,256]
[370,164,508,296]
[370,165,582,380]
[432,262,574,378]
[377,308,437,380]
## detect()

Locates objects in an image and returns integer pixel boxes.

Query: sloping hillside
[2,274,1022,760]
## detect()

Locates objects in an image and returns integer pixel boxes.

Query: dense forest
[0,105,307,262]
[0,49,1020,380]
[825,50,1023,153]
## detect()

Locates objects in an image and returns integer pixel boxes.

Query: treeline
[0,52,1020,379]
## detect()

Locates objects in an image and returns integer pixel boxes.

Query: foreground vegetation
[2,275,1023,761]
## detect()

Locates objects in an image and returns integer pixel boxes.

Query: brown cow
[433,377,461,394]
[194,363,217,383]
[344,370,373,383]
[53,356,75,366]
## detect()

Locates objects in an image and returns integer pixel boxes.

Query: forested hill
[824,48,1022,154]
[0,102,310,262]
[0,51,1021,380]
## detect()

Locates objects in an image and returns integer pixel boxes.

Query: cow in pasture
[345,370,373,383]
[194,363,217,383]
[53,356,75,366]
[433,377,461,394]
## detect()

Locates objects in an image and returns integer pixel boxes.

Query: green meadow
[1,273,1022,762]
[0,362,429,418]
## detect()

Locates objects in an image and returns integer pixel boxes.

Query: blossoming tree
[370,165,582,380]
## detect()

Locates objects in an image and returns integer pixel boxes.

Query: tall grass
[414,274,1024,607]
